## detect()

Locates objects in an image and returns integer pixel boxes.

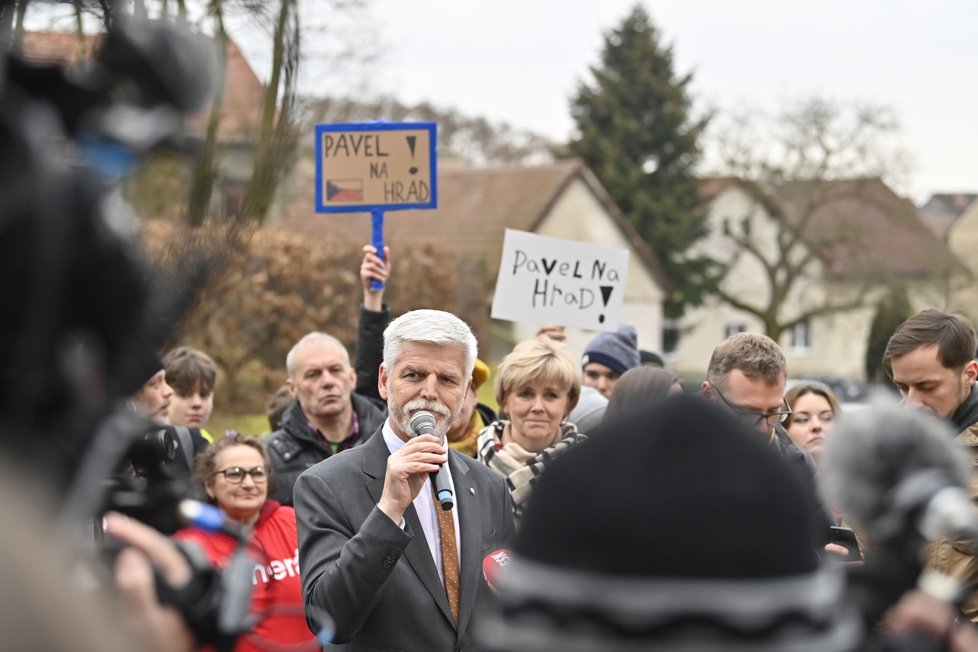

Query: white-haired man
[295,309,515,649]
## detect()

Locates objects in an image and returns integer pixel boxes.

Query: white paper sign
[491,229,629,331]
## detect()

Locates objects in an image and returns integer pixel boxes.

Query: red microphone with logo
[482,548,511,594]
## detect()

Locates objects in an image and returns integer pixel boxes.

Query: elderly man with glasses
[701,332,835,551]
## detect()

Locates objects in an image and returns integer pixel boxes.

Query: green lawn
[208,413,272,438]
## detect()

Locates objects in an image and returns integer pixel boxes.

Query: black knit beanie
[111,338,164,398]
[480,394,861,651]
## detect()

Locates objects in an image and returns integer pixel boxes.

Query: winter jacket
[927,385,978,621]
[265,393,386,506]
[264,305,390,506]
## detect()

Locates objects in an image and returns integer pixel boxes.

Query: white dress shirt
[383,420,461,583]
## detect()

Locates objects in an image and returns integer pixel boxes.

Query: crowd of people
[98,240,978,651]
[8,12,978,651]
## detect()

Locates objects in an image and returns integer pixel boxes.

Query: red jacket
[175,501,315,652]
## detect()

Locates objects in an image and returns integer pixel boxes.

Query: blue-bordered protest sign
[314,121,437,213]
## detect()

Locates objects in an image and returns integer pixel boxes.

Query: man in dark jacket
[700,331,833,548]
[266,328,387,505]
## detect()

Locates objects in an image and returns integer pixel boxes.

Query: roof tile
[279,160,671,290]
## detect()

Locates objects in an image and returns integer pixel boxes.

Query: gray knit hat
[566,385,607,434]
[581,324,639,375]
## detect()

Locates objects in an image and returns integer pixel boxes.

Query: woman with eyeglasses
[175,433,317,652]
[784,382,841,461]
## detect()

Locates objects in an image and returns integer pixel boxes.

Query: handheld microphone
[820,394,975,546]
[179,500,247,540]
[178,500,256,635]
[410,410,454,511]
[482,548,511,594]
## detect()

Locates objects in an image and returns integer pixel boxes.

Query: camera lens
[129,427,177,470]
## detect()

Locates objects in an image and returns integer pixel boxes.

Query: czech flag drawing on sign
[326,179,363,201]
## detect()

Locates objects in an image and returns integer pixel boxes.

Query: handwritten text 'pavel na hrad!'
[512,250,621,312]
[321,132,430,204]
[491,230,629,331]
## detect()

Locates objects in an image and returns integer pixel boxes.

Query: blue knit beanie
[581,325,639,375]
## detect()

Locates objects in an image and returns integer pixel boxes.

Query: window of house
[724,323,747,339]
[662,320,680,357]
[791,320,812,355]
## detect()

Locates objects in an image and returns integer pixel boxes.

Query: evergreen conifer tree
[567,5,716,316]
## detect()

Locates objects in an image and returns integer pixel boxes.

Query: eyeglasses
[213,466,267,484]
[711,385,792,428]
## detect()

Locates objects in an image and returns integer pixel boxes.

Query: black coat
[265,305,391,506]
[773,423,834,547]
[265,393,387,506]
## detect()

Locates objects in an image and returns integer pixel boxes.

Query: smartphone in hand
[829,525,862,562]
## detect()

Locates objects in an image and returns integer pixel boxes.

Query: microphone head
[482,548,511,594]
[409,410,437,437]
[820,392,970,542]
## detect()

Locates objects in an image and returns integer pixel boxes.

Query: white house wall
[672,185,949,383]
[947,199,978,328]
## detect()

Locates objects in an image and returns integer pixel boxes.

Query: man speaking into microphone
[294,309,515,650]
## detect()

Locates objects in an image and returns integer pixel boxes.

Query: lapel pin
[469,487,475,495]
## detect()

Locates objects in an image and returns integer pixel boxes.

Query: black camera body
[131,426,179,471]
[0,14,249,651]
[103,424,197,534]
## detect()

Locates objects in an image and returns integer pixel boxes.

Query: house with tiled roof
[672,178,966,382]
[277,159,671,360]
[920,193,978,240]
[18,30,265,218]
[930,195,978,328]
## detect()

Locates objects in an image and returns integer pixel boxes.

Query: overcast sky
[30,1,974,203]
[356,0,976,203]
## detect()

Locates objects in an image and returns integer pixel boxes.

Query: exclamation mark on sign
[598,286,614,324]
[407,136,418,175]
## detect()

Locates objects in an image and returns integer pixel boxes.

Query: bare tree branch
[697,97,926,341]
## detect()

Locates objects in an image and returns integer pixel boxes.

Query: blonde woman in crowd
[477,337,586,522]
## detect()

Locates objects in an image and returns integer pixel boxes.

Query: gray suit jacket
[295,426,516,651]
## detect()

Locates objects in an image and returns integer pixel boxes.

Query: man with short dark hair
[883,308,978,427]
[701,332,794,441]
[883,308,978,620]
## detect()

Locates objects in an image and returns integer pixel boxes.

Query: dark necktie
[433,483,460,622]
